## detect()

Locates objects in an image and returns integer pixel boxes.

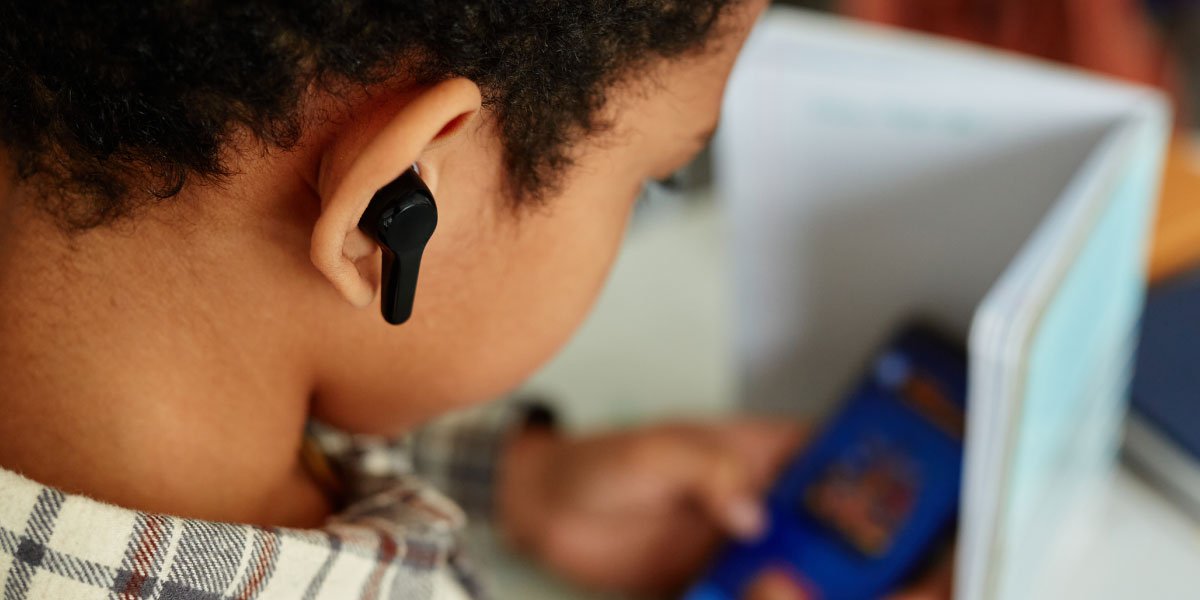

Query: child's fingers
[646,436,766,540]
[689,449,765,540]
[742,568,812,600]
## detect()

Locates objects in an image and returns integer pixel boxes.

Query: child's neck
[0,179,333,527]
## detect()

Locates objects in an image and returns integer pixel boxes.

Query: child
[0,2,940,599]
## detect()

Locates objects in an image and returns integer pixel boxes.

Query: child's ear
[310,78,481,308]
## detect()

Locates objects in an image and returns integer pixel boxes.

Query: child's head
[0,1,766,432]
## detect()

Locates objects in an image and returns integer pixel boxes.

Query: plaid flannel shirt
[0,403,529,600]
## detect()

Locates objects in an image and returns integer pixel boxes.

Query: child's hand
[497,419,807,595]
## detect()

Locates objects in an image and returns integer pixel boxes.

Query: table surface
[478,190,1200,600]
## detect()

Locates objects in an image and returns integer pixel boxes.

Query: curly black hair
[0,0,738,229]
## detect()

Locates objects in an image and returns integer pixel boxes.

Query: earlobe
[309,78,481,311]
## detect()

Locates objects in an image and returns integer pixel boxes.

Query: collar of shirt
[0,432,479,600]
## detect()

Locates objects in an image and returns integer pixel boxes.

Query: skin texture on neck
[0,140,336,526]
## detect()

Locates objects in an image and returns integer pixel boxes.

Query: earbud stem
[380,247,424,325]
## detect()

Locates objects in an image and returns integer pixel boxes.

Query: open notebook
[715,9,1169,600]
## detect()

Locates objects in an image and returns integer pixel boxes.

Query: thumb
[657,437,766,540]
[744,568,813,600]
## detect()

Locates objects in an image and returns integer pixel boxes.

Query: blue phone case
[688,326,966,600]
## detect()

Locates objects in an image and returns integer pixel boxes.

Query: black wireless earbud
[358,167,437,325]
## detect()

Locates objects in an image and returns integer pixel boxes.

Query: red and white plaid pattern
[0,403,531,600]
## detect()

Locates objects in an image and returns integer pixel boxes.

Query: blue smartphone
[688,325,966,600]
